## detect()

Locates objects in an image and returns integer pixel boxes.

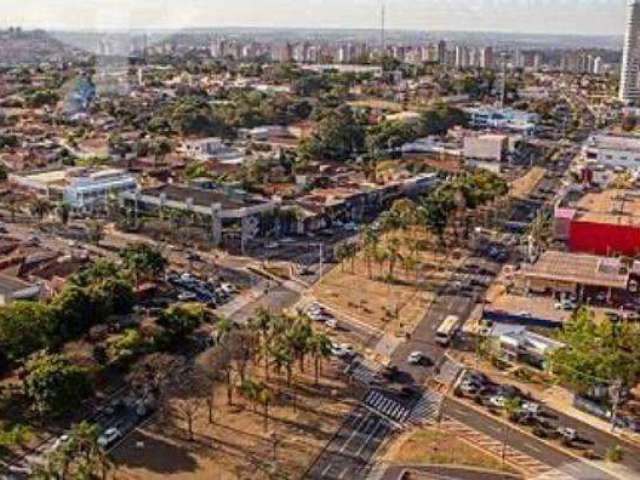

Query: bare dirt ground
[112,359,357,480]
[311,235,460,339]
[509,167,546,200]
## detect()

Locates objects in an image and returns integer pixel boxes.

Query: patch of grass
[385,428,519,474]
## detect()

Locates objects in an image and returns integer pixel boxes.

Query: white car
[407,351,428,365]
[220,283,237,294]
[97,427,122,448]
[178,291,197,301]
[488,395,507,409]
[325,318,338,329]
[558,427,577,441]
[331,343,354,358]
[521,401,541,415]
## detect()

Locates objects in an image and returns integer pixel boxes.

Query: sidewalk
[541,386,640,446]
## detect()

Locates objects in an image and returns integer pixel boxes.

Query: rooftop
[141,184,271,211]
[573,189,640,227]
[585,134,640,153]
[520,250,631,289]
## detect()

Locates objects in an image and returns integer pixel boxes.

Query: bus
[435,315,461,346]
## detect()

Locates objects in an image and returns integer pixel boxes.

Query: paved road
[443,399,619,480]
[305,405,393,480]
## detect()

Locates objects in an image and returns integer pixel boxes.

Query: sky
[0,0,629,36]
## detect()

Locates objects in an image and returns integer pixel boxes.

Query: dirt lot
[509,167,546,200]
[310,245,454,339]
[381,427,519,474]
[112,359,357,480]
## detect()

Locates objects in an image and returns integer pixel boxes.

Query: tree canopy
[550,308,640,396]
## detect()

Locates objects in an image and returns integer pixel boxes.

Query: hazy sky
[1,0,629,35]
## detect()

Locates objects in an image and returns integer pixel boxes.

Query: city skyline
[0,0,630,36]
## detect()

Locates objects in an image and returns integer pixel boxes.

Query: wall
[569,220,640,256]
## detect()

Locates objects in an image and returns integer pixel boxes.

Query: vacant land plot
[382,427,519,474]
[311,235,460,341]
[112,359,356,480]
[510,167,546,200]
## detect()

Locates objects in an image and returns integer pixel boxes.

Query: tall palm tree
[56,201,71,226]
[308,333,333,385]
[386,237,402,281]
[30,197,52,222]
[258,386,274,432]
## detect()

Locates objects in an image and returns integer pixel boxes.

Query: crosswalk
[441,418,574,479]
[407,390,443,425]
[346,358,380,386]
[434,358,463,386]
[363,390,411,423]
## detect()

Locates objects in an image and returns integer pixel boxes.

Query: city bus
[435,314,461,347]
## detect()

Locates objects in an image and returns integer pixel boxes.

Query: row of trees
[298,102,469,164]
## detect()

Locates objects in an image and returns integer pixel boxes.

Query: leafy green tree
[550,308,640,395]
[158,303,204,344]
[119,242,167,285]
[24,354,93,417]
[50,285,94,339]
[298,105,365,162]
[0,301,55,361]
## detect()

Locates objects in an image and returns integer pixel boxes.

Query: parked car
[325,318,338,329]
[97,427,122,449]
[178,291,197,302]
[520,401,542,416]
[407,351,432,366]
[558,427,578,442]
[487,395,507,409]
[331,343,354,358]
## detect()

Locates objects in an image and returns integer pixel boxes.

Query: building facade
[620,0,640,104]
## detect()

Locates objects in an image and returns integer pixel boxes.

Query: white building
[63,169,137,210]
[10,167,138,210]
[582,134,640,172]
[463,134,509,173]
[180,138,245,164]
[620,0,640,104]
[465,106,538,137]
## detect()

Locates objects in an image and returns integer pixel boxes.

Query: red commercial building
[555,190,640,257]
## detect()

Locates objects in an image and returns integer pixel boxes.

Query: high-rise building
[620,0,640,103]
[480,46,494,69]
[437,40,447,64]
[594,56,603,75]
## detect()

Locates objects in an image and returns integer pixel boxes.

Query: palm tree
[258,386,274,432]
[30,197,52,221]
[386,237,402,281]
[373,244,388,277]
[308,333,333,385]
[272,345,294,385]
[239,379,260,412]
[361,226,380,279]
[285,318,313,373]
[56,201,71,226]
